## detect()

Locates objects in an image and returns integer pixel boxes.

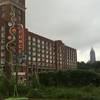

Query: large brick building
[0,0,77,81]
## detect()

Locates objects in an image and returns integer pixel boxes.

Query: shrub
[0,74,14,97]
[39,70,100,87]
[27,88,44,98]
[17,85,29,96]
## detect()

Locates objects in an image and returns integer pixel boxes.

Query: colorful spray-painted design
[6,6,17,68]
[6,6,25,66]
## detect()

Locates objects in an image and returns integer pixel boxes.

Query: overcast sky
[26,0,100,62]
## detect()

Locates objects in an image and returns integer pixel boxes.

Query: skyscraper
[90,47,96,63]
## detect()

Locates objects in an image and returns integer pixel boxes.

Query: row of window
[28,63,55,68]
[27,36,55,66]
[0,26,5,65]
[28,36,53,47]
[27,36,77,68]
[28,52,55,57]
[28,56,54,63]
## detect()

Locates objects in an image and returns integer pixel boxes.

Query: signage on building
[18,24,25,54]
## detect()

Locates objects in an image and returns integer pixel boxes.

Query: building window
[42,41,44,44]
[1,52,5,57]
[50,56,52,59]
[46,51,48,54]
[1,59,5,64]
[42,54,45,58]
[32,42,36,46]
[1,32,5,38]
[32,37,36,42]
[37,48,41,52]
[53,52,55,56]
[50,47,52,51]
[42,50,45,53]
[50,51,52,55]
[46,46,48,50]
[1,39,5,44]
[42,58,45,61]
[50,60,52,63]
[32,48,36,51]
[28,36,31,41]
[60,61,62,64]
[37,39,40,43]
[37,44,40,48]
[32,57,36,61]
[37,53,40,57]
[46,42,48,46]
[53,60,55,63]
[28,47,31,50]
[28,41,31,45]
[32,52,36,56]
[1,46,5,50]
[46,59,49,63]
[28,51,31,55]
[28,56,31,61]
[60,58,62,60]
[42,63,45,66]
[28,62,31,65]
[60,54,62,57]
[42,45,44,49]
[38,63,41,66]
[46,55,49,58]
[46,63,48,66]
[37,58,41,61]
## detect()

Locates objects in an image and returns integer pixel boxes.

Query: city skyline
[26,0,100,62]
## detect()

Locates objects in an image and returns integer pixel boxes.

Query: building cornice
[0,1,25,11]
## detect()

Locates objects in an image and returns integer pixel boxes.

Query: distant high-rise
[90,47,96,63]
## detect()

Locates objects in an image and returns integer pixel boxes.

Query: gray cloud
[26,0,100,62]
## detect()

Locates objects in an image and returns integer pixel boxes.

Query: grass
[27,86,100,100]
[5,86,100,100]
[5,97,28,100]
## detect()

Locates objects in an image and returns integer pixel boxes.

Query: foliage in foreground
[39,70,100,87]
[4,86,100,100]
[27,86,100,100]
[1,70,100,99]
[0,74,14,98]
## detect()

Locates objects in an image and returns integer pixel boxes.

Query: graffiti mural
[6,6,17,68]
[6,6,25,67]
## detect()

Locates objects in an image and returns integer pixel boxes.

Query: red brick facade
[26,31,77,76]
[0,0,77,82]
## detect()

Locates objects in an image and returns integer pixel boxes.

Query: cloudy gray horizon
[26,0,100,62]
